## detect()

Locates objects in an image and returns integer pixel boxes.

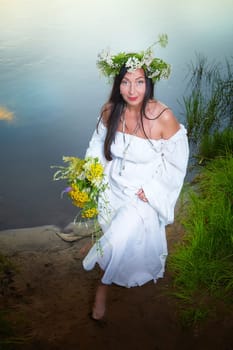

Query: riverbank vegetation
[168,55,233,325]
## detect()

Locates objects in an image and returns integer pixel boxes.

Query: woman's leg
[92,283,108,320]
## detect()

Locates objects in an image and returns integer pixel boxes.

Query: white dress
[82,119,189,288]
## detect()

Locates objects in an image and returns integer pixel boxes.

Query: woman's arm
[142,126,189,225]
[85,117,107,167]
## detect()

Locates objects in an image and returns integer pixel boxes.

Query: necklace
[119,116,141,176]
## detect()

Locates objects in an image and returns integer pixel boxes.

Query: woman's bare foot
[92,284,108,320]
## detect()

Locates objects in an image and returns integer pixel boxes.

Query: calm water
[0,1,232,230]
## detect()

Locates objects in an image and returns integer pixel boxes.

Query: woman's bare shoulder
[146,100,180,139]
[146,100,169,119]
[159,107,180,139]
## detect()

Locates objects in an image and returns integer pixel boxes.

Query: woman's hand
[136,188,148,202]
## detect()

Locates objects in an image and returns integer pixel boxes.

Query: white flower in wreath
[161,67,171,79]
[142,49,154,67]
[125,57,142,72]
[98,49,113,66]
[148,69,161,79]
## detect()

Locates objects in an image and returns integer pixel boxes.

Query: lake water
[0,1,232,230]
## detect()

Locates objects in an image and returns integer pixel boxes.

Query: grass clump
[0,253,16,295]
[0,310,27,350]
[179,306,209,329]
[198,128,233,164]
[168,156,233,319]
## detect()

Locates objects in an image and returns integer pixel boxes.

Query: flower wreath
[97,34,171,83]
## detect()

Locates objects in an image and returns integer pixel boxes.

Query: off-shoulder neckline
[117,124,186,143]
[98,120,186,142]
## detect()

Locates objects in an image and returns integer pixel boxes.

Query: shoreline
[0,222,97,254]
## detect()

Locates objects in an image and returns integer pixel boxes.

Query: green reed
[180,54,233,162]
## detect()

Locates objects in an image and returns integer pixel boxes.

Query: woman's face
[120,68,146,107]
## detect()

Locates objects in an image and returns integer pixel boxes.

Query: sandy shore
[0,223,233,350]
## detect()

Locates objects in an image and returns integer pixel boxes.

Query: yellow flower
[63,156,85,178]
[81,207,99,218]
[69,187,89,208]
[86,163,104,183]
[53,156,107,221]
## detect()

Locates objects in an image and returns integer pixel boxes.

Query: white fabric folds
[82,120,189,288]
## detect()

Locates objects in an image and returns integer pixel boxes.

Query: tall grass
[169,55,233,326]
[180,54,233,162]
[198,128,233,164]
[169,156,233,301]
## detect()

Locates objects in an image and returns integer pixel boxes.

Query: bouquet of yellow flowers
[52,156,108,221]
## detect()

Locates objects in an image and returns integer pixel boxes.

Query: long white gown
[82,119,189,288]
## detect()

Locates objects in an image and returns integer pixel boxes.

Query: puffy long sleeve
[85,119,107,167]
[142,125,189,225]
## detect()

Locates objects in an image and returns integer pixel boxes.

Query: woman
[82,36,189,322]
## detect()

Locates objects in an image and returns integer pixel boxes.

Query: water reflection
[0,114,94,230]
[0,106,15,122]
[0,1,232,229]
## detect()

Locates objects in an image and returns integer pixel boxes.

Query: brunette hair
[99,66,154,161]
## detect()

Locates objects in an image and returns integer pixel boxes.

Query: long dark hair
[100,66,154,161]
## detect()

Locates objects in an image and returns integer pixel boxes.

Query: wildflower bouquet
[52,156,108,221]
